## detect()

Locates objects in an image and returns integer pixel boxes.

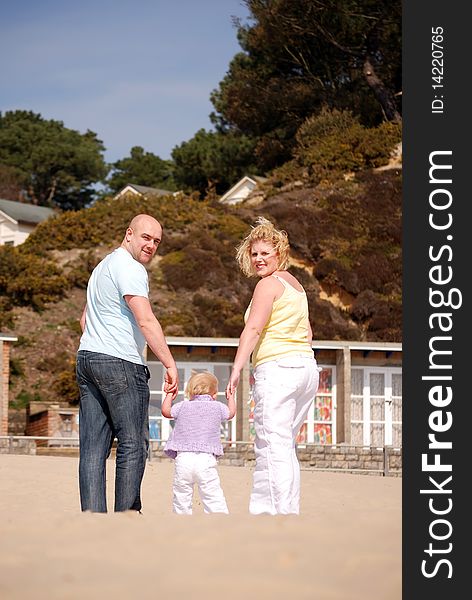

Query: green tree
[172,128,259,195]
[0,164,26,201]
[211,0,401,169]
[106,146,177,194]
[0,110,108,210]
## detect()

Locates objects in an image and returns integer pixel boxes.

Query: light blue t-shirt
[78,247,149,364]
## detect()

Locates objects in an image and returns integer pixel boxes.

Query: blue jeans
[76,350,150,513]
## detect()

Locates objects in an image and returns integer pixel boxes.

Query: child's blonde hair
[185,371,218,399]
[235,216,290,277]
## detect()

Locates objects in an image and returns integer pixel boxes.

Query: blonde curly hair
[185,371,218,399]
[235,216,290,277]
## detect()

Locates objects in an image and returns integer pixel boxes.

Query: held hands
[162,366,178,419]
[225,369,240,402]
[164,365,179,400]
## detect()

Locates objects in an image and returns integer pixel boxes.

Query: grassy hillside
[3,164,401,412]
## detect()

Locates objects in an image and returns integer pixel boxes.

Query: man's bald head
[128,214,161,231]
[122,214,163,265]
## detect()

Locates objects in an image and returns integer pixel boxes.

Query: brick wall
[0,342,10,436]
[24,405,79,446]
[25,410,50,443]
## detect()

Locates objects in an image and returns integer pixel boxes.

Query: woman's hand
[226,370,240,401]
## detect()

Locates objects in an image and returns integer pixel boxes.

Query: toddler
[162,371,236,514]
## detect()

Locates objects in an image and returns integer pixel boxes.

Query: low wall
[0,436,36,455]
[1,438,402,476]
[149,443,402,477]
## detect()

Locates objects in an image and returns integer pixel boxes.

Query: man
[76,214,178,513]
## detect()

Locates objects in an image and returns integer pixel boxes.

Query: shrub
[0,246,68,311]
[9,357,25,380]
[34,352,80,404]
[350,290,380,321]
[355,252,397,294]
[160,247,229,292]
[192,292,243,337]
[54,366,80,405]
[308,294,359,341]
[356,123,402,168]
[159,310,198,336]
[12,390,42,409]
[65,250,101,289]
[314,258,360,294]
[22,193,210,254]
[0,296,14,328]
[367,301,402,341]
[273,108,402,184]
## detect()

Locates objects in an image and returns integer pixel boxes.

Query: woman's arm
[226,277,282,399]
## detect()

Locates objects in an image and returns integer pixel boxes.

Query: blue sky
[0,0,250,163]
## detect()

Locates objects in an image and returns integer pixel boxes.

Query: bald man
[77,214,178,513]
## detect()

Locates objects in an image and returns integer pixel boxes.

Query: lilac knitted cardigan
[164,395,230,459]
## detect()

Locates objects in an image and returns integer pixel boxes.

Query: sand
[0,454,401,599]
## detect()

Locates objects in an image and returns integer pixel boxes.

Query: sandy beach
[0,454,401,599]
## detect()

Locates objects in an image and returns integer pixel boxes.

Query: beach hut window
[350,368,402,448]
[297,366,336,445]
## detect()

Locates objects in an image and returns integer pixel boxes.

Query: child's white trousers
[249,355,320,515]
[173,451,229,514]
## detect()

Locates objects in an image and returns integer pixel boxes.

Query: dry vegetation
[3,162,401,416]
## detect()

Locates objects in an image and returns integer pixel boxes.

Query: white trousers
[173,451,229,514]
[249,355,320,515]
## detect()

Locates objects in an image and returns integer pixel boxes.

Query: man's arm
[125,295,178,396]
[80,304,87,333]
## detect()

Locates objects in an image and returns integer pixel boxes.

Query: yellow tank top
[245,274,313,368]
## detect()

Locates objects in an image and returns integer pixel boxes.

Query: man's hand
[164,365,179,399]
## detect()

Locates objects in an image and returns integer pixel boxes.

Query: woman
[226,216,319,515]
